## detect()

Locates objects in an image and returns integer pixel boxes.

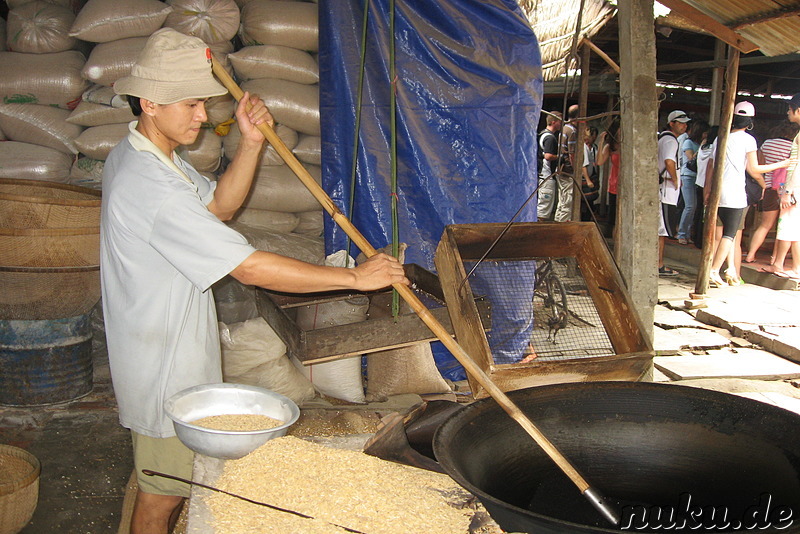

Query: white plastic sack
[181,128,223,173]
[67,101,134,127]
[241,78,319,136]
[244,163,322,213]
[68,157,104,189]
[74,123,129,160]
[240,0,318,52]
[228,221,324,265]
[164,0,240,44]
[292,251,368,403]
[294,210,323,237]
[69,0,172,43]
[7,1,77,54]
[0,141,73,182]
[232,208,299,234]
[0,50,88,109]
[81,36,148,87]
[81,84,128,108]
[220,317,315,406]
[212,275,259,325]
[0,103,83,154]
[229,45,319,84]
[292,134,321,165]
[222,122,298,166]
[205,93,236,128]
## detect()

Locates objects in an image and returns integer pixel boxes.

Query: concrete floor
[3,241,800,533]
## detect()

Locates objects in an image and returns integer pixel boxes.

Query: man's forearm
[209,137,265,220]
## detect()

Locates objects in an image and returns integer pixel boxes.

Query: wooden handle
[211,56,590,492]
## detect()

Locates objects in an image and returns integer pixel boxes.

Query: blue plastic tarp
[319,0,543,368]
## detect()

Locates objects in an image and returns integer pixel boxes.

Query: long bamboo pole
[211,57,620,526]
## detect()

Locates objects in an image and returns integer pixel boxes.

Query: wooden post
[696,47,740,295]
[572,44,590,221]
[616,0,659,340]
[709,40,726,125]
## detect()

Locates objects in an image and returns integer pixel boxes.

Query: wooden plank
[297,300,491,365]
[444,222,593,261]
[657,0,759,54]
[473,352,653,397]
[435,227,495,398]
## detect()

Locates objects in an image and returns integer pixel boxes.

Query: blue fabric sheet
[319,0,543,369]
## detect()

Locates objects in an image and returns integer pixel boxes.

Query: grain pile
[206,436,480,534]
[192,414,284,432]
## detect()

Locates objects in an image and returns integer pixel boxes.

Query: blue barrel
[0,314,93,406]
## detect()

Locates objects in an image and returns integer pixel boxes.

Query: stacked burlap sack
[0,0,89,182]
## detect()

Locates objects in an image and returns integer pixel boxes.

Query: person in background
[705,101,789,287]
[762,93,800,278]
[657,110,691,276]
[553,104,580,222]
[744,120,799,264]
[581,126,600,221]
[537,111,563,220]
[677,118,709,245]
[596,119,621,232]
[101,29,408,534]
[692,124,717,249]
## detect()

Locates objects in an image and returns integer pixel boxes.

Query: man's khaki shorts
[131,432,193,497]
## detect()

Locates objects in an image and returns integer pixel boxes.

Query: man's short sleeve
[150,191,256,292]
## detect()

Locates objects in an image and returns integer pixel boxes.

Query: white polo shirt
[100,122,256,437]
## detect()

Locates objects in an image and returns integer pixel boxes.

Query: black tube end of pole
[583,487,620,527]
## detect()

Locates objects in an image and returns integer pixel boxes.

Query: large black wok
[433,382,800,533]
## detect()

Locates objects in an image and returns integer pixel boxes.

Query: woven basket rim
[0,265,100,273]
[0,445,41,496]
[0,226,100,236]
[0,178,101,207]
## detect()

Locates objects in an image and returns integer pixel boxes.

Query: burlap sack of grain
[241,78,320,136]
[356,244,451,400]
[74,122,129,160]
[0,124,5,141]
[292,251,368,403]
[81,84,128,107]
[232,208,299,234]
[164,0,240,44]
[0,141,73,181]
[240,0,318,52]
[228,221,325,265]
[6,1,77,54]
[205,92,236,127]
[0,103,83,154]
[220,317,316,406]
[244,163,322,213]
[0,50,88,109]
[229,45,319,84]
[67,101,134,127]
[293,210,323,236]
[180,128,223,173]
[69,0,171,43]
[222,122,298,165]
[69,156,104,189]
[293,134,321,165]
[7,0,86,10]
[81,36,148,86]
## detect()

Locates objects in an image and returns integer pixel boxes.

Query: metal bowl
[164,383,299,459]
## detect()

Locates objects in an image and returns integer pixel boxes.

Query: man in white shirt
[657,110,690,276]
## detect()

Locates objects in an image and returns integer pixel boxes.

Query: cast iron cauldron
[433,382,800,533]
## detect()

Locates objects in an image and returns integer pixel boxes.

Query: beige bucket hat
[114,28,227,105]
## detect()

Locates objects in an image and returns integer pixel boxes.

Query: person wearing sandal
[706,102,791,288]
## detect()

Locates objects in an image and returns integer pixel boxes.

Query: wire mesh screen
[463,257,615,364]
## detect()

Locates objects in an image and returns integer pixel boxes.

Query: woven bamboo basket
[0,266,101,320]
[0,178,101,229]
[0,227,100,267]
[0,445,40,534]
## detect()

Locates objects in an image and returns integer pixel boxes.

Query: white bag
[244,163,322,213]
[7,1,77,54]
[0,50,88,109]
[229,45,319,84]
[67,101,134,127]
[0,103,83,155]
[222,122,298,165]
[0,141,73,182]
[69,0,172,43]
[240,0,318,52]
[164,0,240,44]
[232,208,299,234]
[81,37,148,87]
[241,78,319,136]
[74,123,129,160]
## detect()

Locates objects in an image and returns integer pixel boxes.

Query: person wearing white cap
[101,28,408,533]
[656,110,691,276]
[704,101,791,287]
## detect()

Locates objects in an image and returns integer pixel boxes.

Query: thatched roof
[517,0,616,82]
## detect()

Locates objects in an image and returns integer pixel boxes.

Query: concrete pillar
[616,0,658,341]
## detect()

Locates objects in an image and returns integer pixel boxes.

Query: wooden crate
[256,264,490,365]
[434,222,653,397]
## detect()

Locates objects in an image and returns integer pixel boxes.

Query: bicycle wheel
[543,272,568,331]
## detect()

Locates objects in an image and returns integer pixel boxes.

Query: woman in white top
[705,102,790,287]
